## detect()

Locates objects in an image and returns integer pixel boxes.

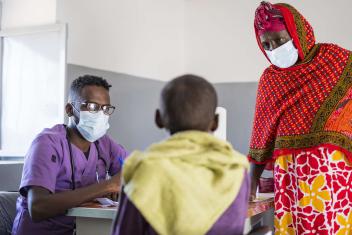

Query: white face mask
[75,111,110,142]
[265,40,298,68]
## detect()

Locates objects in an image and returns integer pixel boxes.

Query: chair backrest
[0,162,23,191]
[0,192,19,235]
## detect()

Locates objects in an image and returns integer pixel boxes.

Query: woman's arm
[249,163,266,201]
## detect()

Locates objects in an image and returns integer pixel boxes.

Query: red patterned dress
[249,3,352,234]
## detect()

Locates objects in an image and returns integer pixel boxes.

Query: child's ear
[155,109,165,129]
[210,114,219,132]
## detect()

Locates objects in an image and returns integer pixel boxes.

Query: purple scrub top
[12,124,128,235]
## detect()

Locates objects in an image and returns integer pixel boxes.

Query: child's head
[155,74,218,134]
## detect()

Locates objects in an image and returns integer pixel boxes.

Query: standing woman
[249,2,352,234]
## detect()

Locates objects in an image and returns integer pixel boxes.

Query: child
[112,74,250,235]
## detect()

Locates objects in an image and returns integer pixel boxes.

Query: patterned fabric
[254,2,286,36]
[276,3,316,59]
[249,2,352,163]
[274,147,352,234]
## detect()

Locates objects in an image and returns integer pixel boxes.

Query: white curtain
[1,26,66,156]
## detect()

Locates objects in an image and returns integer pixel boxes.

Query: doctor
[12,75,128,235]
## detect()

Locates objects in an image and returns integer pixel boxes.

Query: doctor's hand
[106,192,119,201]
[106,173,122,193]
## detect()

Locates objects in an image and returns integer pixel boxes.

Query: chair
[0,192,19,235]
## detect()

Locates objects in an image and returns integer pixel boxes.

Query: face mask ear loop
[71,102,81,114]
[70,103,81,126]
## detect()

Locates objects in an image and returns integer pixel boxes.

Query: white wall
[2,0,57,28]
[185,0,352,83]
[57,0,185,81]
[57,0,352,83]
[284,1,352,50]
[185,0,263,83]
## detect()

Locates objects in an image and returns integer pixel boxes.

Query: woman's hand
[249,163,266,201]
[250,180,257,201]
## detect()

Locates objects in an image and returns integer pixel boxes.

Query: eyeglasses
[72,101,116,115]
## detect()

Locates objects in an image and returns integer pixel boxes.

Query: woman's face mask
[75,111,110,142]
[265,40,298,68]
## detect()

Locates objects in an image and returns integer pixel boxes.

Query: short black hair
[69,75,111,101]
[160,74,217,133]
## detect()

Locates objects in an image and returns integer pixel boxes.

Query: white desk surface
[67,206,117,220]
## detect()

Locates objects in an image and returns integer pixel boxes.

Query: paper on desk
[96,198,118,207]
[252,192,274,202]
[251,198,270,202]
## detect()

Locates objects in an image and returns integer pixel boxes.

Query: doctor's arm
[27,173,120,222]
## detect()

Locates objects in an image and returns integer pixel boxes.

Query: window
[0,24,67,156]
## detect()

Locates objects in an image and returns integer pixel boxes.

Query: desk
[248,193,274,217]
[244,193,275,234]
[66,203,117,235]
[67,194,274,235]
